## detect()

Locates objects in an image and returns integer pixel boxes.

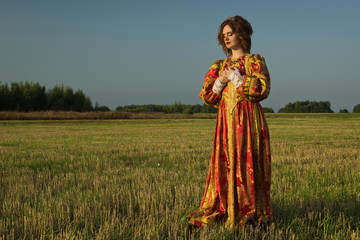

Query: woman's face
[222,25,241,50]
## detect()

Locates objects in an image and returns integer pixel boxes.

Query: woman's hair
[217,15,253,56]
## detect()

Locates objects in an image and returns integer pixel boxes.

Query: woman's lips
[226,42,230,45]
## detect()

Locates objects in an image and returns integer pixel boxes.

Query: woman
[188,15,272,229]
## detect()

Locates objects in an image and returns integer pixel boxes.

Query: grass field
[1,114,360,239]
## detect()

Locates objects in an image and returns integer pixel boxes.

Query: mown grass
[0,114,360,239]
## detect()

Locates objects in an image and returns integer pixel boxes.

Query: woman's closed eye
[223,32,233,38]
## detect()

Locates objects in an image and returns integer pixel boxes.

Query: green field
[1,114,360,239]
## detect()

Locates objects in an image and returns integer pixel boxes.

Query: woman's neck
[230,48,246,59]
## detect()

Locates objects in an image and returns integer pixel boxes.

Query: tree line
[278,100,333,113]
[115,103,274,114]
[115,102,217,114]
[278,100,360,113]
[1,81,360,113]
[0,81,109,112]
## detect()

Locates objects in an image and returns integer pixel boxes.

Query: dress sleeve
[199,60,222,108]
[237,54,270,102]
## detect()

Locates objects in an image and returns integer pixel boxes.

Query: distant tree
[47,85,65,110]
[6,81,47,111]
[73,90,85,111]
[183,106,194,114]
[94,102,110,112]
[10,82,25,111]
[339,109,349,113]
[262,107,274,113]
[0,81,99,112]
[71,89,93,112]
[168,101,185,113]
[63,87,75,111]
[191,104,202,113]
[200,104,217,113]
[353,104,360,113]
[147,104,164,112]
[115,106,123,112]
[278,100,333,113]
[23,81,47,111]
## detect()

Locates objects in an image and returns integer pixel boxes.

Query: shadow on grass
[272,194,360,233]
[182,195,360,240]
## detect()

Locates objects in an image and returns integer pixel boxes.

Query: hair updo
[217,15,253,56]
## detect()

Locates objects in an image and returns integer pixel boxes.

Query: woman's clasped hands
[219,67,238,84]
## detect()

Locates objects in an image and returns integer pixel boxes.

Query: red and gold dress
[188,54,272,229]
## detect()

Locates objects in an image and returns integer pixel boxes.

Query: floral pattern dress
[188,54,272,229]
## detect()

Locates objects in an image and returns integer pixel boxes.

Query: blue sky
[1,0,359,112]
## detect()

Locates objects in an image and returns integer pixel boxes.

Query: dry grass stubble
[0,115,359,239]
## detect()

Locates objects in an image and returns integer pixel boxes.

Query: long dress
[187,53,272,229]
